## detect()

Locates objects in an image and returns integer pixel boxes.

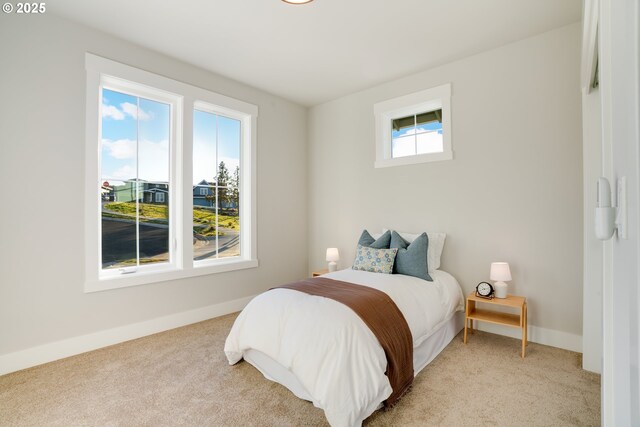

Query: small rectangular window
[374,84,452,168]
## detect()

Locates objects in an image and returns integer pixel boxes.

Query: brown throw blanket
[273,277,414,407]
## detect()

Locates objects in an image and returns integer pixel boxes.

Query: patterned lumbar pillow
[357,229,391,249]
[352,244,398,274]
[390,231,432,281]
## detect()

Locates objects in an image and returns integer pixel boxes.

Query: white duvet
[224,269,464,427]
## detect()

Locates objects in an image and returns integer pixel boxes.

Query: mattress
[244,310,464,403]
[225,268,465,426]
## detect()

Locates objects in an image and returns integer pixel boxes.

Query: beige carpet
[0,313,600,426]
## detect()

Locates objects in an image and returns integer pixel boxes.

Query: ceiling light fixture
[282,0,314,4]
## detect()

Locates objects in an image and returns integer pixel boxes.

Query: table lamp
[326,248,339,272]
[490,262,512,299]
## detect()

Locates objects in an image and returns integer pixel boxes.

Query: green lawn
[104,202,239,237]
[105,201,167,219]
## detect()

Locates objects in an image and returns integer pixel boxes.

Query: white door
[599,0,640,425]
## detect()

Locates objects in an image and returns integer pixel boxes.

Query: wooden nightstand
[464,291,528,357]
[312,269,329,277]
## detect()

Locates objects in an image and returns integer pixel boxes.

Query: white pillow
[383,229,446,272]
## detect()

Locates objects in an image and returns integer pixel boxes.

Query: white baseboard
[473,322,583,353]
[0,295,256,376]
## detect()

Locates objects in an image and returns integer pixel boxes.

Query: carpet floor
[0,313,600,426]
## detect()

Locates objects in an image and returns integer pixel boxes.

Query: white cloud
[102,104,125,120]
[192,138,217,184]
[121,102,152,121]
[102,139,136,160]
[112,164,136,180]
[102,139,170,183]
[192,138,239,184]
[391,131,443,157]
[138,139,169,182]
[102,102,152,121]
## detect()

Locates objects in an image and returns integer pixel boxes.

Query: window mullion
[413,114,418,156]
[215,114,219,259]
[180,100,193,270]
[135,96,141,268]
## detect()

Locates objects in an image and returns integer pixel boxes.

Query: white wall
[0,15,308,363]
[308,24,583,345]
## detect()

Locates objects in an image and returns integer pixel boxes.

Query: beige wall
[0,15,308,355]
[0,15,583,359]
[308,24,583,336]
[582,86,603,373]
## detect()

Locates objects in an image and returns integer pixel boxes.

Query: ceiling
[51,0,581,107]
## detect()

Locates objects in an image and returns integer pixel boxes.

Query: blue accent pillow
[352,244,398,274]
[390,231,432,281]
[358,229,391,249]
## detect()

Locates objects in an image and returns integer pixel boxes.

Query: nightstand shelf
[464,292,528,357]
[467,308,520,328]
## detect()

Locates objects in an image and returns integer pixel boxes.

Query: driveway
[102,218,240,267]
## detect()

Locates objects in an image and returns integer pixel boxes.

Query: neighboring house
[193,179,238,209]
[113,180,169,205]
[193,179,215,208]
[143,183,169,205]
[112,179,236,208]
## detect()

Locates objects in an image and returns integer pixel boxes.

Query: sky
[100,88,240,187]
[392,119,443,158]
[193,109,240,185]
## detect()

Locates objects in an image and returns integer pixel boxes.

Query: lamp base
[494,281,508,298]
[328,261,337,272]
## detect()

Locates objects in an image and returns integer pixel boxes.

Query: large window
[100,86,173,272]
[193,106,241,263]
[85,54,257,292]
[374,83,452,168]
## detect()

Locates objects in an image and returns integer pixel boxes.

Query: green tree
[231,166,240,212]
[216,161,232,208]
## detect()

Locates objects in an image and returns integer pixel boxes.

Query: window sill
[374,150,453,168]
[85,258,259,293]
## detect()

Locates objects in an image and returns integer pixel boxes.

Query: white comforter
[224,269,464,427]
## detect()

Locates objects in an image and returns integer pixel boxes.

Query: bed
[224,267,465,427]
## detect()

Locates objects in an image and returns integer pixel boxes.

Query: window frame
[192,101,246,267]
[374,83,452,168]
[85,53,258,293]
[97,76,180,280]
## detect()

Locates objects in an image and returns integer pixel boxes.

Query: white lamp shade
[326,248,340,262]
[490,262,512,281]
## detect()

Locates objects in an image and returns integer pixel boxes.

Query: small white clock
[475,281,494,299]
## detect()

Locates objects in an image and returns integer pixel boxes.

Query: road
[193,229,240,260]
[101,218,239,267]
[102,218,169,267]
